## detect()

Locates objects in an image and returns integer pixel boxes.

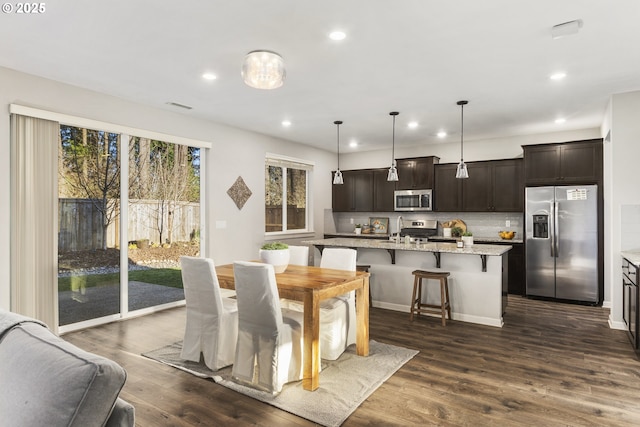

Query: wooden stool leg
[439,278,447,326]
[410,275,419,321]
[444,278,452,321]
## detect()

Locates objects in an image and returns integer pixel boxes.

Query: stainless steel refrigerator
[525,185,599,303]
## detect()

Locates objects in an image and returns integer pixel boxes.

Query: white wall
[602,90,640,328]
[0,66,335,310]
[339,128,601,170]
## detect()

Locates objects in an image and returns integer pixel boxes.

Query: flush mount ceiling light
[387,112,399,182]
[550,72,567,80]
[202,72,217,80]
[333,120,344,185]
[241,50,285,90]
[329,30,346,41]
[455,100,469,179]
[551,19,583,39]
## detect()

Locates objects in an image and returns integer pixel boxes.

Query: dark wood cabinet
[436,159,523,212]
[434,163,462,211]
[332,168,393,212]
[502,242,525,295]
[373,169,396,212]
[395,156,439,190]
[623,257,639,353]
[523,139,603,185]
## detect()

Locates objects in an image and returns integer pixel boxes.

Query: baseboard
[372,301,503,328]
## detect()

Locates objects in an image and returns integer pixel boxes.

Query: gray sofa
[0,309,135,426]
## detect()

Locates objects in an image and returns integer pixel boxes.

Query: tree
[59,125,121,250]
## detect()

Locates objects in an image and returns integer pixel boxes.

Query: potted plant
[462,231,474,247]
[259,242,290,273]
[354,224,362,235]
[451,226,464,238]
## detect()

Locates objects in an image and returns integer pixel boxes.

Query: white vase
[355,228,362,235]
[462,236,474,247]
[443,228,452,238]
[259,249,290,273]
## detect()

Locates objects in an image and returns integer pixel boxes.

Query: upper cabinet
[435,159,523,212]
[395,156,439,190]
[332,168,394,212]
[462,159,524,212]
[332,170,374,212]
[523,139,603,185]
[434,163,462,211]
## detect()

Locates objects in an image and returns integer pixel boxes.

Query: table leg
[355,276,370,357]
[302,291,320,391]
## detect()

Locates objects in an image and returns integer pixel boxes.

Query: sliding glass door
[58,125,122,326]
[58,128,202,328]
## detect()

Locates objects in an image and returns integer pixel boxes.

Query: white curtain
[10,114,59,333]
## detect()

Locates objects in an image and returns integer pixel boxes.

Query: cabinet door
[352,170,374,211]
[331,170,354,212]
[395,157,436,190]
[395,159,416,190]
[434,164,462,211]
[492,159,524,212]
[560,141,602,183]
[373,169,396,212]
[524,145,560,185]
[461,163,492,211]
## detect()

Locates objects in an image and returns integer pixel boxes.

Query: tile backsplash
[331,211,523,238]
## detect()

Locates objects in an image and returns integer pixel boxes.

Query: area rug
[142,340,418,427]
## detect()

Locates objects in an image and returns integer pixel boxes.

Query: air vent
[166,102,193,110]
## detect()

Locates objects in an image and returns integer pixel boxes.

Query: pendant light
[455,100,469,179]
[387,111,399,181]
[333,120,344,185]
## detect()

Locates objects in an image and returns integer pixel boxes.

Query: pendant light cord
[460,103,464,161]
[334,120,342,170]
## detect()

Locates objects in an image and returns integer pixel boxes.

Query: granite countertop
[621,250,640,267]
[429,235,524,244]
[302,237,511,256]
[324,232,390,239]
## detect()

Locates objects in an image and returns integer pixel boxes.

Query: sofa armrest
[105,398,135,427]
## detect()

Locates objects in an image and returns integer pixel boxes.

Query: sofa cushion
[0,322,127,427]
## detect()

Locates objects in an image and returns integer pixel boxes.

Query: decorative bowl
[499,231,516,240]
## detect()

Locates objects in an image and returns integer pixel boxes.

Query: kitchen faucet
[396,215,403,243]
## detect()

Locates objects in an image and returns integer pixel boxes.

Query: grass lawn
[58,268,183,292]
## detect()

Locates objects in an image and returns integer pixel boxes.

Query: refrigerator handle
[550,202,555,257]
[553,201,559,258]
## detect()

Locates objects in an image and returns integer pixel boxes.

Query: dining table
[215,263,370,391]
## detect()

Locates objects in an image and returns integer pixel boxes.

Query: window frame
[265,153,314,238]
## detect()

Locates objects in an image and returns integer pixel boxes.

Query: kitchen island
[302,237,511,327]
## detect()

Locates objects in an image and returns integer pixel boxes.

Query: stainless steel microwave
[394,189,432,211]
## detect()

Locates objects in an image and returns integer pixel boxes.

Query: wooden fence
[265,205,306,232]
[58,198,200,252]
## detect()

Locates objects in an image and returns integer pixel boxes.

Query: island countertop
[302,237,511,256]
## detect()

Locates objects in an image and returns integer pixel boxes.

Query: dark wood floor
[64,296,640,426]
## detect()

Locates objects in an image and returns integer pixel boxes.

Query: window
[265,154,313,234]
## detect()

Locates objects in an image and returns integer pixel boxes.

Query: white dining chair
[179,256,238,371]
[232,261,305,394]
[288,245,309,266]
[287,247,357,360]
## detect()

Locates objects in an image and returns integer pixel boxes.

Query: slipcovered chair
[288,245,309,266]
[232,261,305,394]
[180,256,238,371]
[287,248,357,360]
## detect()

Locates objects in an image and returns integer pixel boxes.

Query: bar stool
[410,270,451,326]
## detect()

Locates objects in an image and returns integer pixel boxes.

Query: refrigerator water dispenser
[532,214,548,238]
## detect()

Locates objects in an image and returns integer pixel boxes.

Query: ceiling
[1,1,639,153]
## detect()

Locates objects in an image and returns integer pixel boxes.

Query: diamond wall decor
[227,176,252,210]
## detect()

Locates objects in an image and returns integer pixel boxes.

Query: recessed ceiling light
[202,72,217,80]
[329,31,346,41]
[437,131,447,138]
[282,120,292,127]
[550,72,567,80]
[555,118,566,124]
[349,140,358,148]
[407,121,419,129]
